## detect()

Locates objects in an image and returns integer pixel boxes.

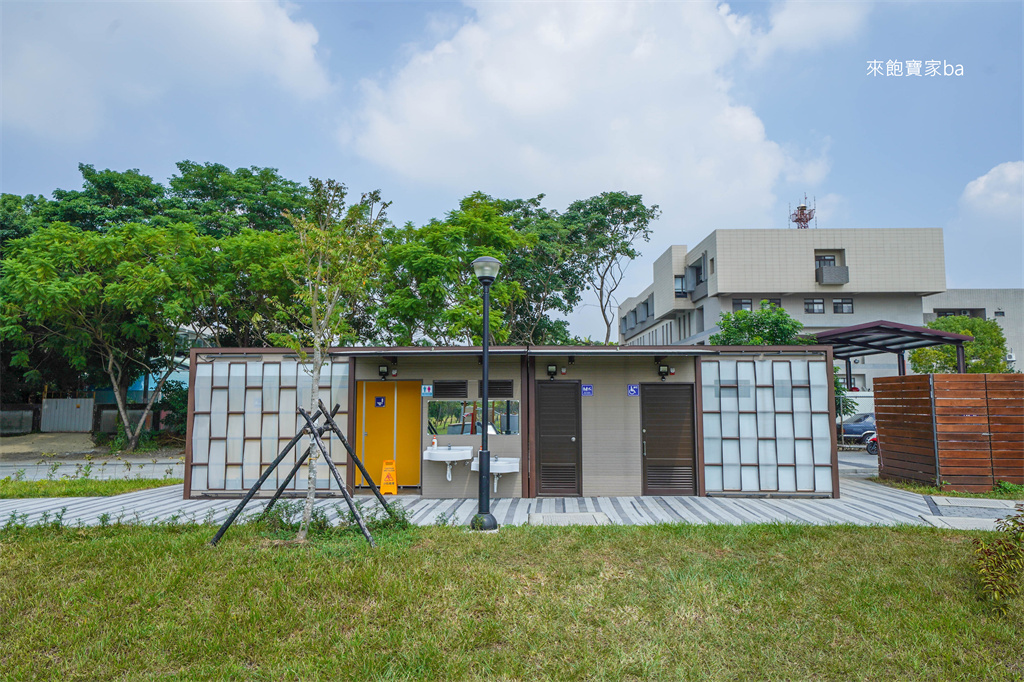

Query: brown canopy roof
[813,320,973,360]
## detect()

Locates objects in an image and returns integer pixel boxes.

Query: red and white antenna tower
[789,194,816,229]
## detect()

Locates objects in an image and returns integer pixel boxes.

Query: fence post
[929,374,940,488]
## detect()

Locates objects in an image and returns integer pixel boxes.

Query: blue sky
[3,1,1021,338]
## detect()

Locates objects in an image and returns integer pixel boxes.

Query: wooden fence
[875,374,1023,492]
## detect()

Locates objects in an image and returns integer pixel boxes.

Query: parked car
[837,413,876,443]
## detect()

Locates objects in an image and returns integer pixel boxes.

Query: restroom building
[185,345,839,500]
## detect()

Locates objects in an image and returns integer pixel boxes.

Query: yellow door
[355,381,422,488]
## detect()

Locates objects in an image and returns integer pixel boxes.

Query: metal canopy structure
[814,320,974,379]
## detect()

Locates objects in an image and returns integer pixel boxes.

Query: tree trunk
[297,348,322,541]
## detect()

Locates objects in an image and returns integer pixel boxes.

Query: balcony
[815,265,849,285]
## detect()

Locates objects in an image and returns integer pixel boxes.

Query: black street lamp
[471,256,501,531]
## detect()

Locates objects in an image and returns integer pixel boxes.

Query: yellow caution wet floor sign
[380,460,397,495]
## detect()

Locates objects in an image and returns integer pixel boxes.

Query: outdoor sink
[470,457,520,474]
[423,445,475,481]
[471,457,520,493]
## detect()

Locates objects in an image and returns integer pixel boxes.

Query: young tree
[272,179,387,541]
[0,222,207,451]
[909,316,1012,373]
[708,300,806,345]
[561,192,660,343]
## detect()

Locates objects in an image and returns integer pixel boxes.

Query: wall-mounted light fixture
[378,364,390,380]
[546,364,558,380]
[658,364,670,381]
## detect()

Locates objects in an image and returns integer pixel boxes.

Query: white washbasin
[423,445,475,462]
[471,457,520,474]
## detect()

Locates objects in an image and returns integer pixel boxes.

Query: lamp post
[471,256,501,531]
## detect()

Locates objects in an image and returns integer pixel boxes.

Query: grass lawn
[0,478,183,499]
[1,520,1021,680]
[870,476,1024,501]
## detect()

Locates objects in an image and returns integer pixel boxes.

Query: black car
[837,413,876,443]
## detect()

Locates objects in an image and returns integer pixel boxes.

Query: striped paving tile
[0,475,957,529]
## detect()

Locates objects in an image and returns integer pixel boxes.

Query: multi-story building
[618,228,947,389]
[923,288,1023,371]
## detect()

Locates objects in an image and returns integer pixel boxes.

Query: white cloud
[350,1,861,336]
[960,161,1024,221]
[745,1,873,63]
[947,162,1024,288]
[2,1,330,142]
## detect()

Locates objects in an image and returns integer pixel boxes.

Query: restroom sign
[421,385,433,397]
[581,384,594,397]
[627,384,640,397]
[375,396,386,407]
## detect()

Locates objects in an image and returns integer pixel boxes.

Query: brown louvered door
[536,381,582,496]
[641,383,697,496]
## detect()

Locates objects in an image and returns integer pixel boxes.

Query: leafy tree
[191,229,298,348]
[0,222,208,451]
[495,195,590,345]
[709,300,806,345]
[376,192,529,346]
[166,160,308,236]
[561,192,660,343]
[270,178,387,540]
[33,164,167,231]
[909,316,1012,374]
[0,194,44,252]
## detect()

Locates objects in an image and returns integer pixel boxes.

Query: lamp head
[378,364,389,380]
[472,256,502,285]
[658,364,670,381]
[546,364,557,381]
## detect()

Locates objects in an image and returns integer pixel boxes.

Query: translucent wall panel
[195,364,213,412]
[702,357,834,496]
[701,362,720,411]
[773,363,792,412]
[189,357,351,495]
[192,415,210,464]
[737,362,755,411]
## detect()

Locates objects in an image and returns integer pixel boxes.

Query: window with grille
[833,298,854,314]
[433,380,468,399]
[804,298,824,314]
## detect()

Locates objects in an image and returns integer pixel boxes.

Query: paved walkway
[4,474,1016,531]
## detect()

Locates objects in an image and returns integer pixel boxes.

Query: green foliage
[709,300,806,345]
[376,192,529,345]
[561,191,660,343]
[833,366,858,417]
[909,316,1012,374]
[165,160,308,236]
[154,380,189,435]
[974,504,1024,615]
[34,164,166,232]
[0,222,208,450]
[994,481,1024,496]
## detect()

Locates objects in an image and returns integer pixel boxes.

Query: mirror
[427,400,520,436]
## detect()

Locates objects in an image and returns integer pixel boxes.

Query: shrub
[973,503,1024,615]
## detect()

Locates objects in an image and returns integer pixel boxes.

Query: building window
[764,298,782,308]
[709,258,715,275]
[815,254,836,269]
[804,298,825,314]
[833,298,854,314]
[674,275,686,298]
[995,310,1006,317]
[732,298,752,312]
[936,310,956,317]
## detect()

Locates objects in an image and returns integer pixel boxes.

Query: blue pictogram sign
[581,384,594,397]
[375,396,386,407]
[627,384,640,397]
